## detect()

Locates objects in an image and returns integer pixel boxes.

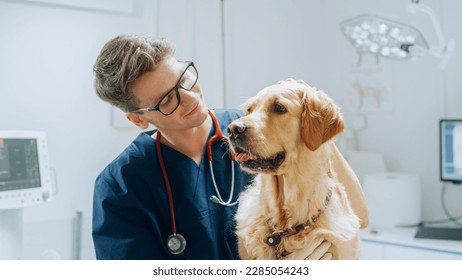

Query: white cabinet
[360,227,462,260]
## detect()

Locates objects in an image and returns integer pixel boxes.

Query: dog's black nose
[227,121,247,138]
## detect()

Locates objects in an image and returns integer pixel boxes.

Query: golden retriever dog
[227,79,360,260]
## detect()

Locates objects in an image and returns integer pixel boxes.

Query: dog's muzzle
[227,121,285,172]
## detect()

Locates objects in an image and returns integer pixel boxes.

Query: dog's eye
[245,106,253,115]
[273,103,287,114]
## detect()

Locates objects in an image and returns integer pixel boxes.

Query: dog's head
[227,79,344,174]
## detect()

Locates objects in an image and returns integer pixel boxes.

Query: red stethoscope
[155,110,236,255]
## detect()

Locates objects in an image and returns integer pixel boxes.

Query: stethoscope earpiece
[210,195,221,204]
[210,195,238,206]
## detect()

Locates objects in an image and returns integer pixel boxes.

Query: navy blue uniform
[92,109,251,259]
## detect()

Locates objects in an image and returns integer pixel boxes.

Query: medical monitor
[440,120,462,184]
[0,131,53,209]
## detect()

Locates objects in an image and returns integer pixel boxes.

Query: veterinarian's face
[126,56,209,132]
[227,80,312,174]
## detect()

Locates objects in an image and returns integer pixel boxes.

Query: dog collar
[265,189,332,259]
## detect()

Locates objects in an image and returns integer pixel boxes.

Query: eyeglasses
[132,61,198,116]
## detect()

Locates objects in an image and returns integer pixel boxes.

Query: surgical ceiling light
[341,15,429,61]
[340,0,455,69]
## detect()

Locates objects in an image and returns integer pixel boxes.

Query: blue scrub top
[92,109,252,259]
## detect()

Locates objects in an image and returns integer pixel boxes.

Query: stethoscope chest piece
[167,233,187,255]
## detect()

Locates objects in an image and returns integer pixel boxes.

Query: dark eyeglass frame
[131,61,198,116]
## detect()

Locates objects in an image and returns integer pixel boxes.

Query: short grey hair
[93,35,175,112]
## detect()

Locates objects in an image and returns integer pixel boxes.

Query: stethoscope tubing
[209,160,237,206]
[207,110,237,207]
[155,109,237,254]
[156,132,178,235]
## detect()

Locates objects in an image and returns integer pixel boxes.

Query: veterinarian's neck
[156,115,212,165]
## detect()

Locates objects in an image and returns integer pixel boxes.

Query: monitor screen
[440,119,462,184]
[0,131,53,209]
[0,138,41,192]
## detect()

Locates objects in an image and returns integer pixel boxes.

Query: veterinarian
[91,35,369,260]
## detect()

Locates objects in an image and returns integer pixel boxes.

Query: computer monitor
[0,131,53,209]
[440,119,462,184]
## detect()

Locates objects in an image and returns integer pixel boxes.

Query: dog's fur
[227,79,360,260]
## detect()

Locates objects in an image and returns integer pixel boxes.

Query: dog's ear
[301,90,344,151]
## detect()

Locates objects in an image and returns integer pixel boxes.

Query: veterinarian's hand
[304,238,332,260]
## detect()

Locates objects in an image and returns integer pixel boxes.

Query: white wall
[0,0,157,259]
[338,0,462,223]
[0,0,226,259]
[224,0,462,224]
[155,0,225,109]
[0,0,461,259]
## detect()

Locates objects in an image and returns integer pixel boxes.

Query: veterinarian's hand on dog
[304,238,333,260]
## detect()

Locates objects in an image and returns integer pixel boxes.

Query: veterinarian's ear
[301,91,345,151]
[126,112,150,130]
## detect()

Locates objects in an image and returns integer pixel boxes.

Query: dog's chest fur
[234,144,360,260]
